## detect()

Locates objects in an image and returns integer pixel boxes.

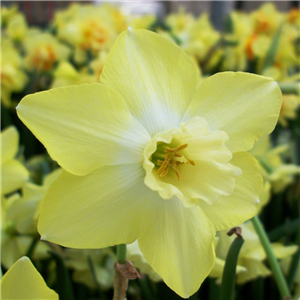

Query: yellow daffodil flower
[54,4,118,64]
[1,126,29,196]
[23,31,70,72]
[7,168,61,235]
[250,3,284,36]
[1,256,58,299]
[250,135,300,193]
[6,12,28,41]
[51,61,96,88]
[127,240,161,282]
[216,222,298,284]
[1,192,50,269]
[279,94,300,127]
[66,248,115,289]
[1,38,28,108]
[17,29,282,298]
[184,14,222,71]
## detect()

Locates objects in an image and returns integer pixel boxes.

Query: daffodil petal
[2,159,29,195]
[184,72,282,152]
[17,84,150,176]
[138,197,215,298]
[38,165,148,248]
[199,152,262,231]
[1,256,58,299]
[236,259,270,284]
[271,243,298,259]
[1,126,19,163]
[100,29,199,136]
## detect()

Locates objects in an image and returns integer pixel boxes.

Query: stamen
[155,143,194,180]
[171,161,181,181]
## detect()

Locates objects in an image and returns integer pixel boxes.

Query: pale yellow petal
[1,126,19,163]
[184,72,282,152]
[138,197,215,298]
[271,243,298,259]
[1,160,29,195]
[38,165,148,248]
[236,259,270,284]
[1,256,58,299]
[199,152,262,231]
[100,29,198,136]
[17,83,150,176]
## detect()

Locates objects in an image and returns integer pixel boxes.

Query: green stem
[287,229,300,288]
[252,215,291,299]
[26,237,39,259]
[220,235,244,300]
[117,244,126,264]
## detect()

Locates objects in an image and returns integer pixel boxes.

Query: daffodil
[1,192,51,269]
[51,61,96,89]
[1,38,28,108]
[17,29,282,298]
[65,248,115,289]
[278,94,300,127]
[1,256,58,299]
[1,126,29,196]
[23,31,70,73]
[127,240,161,282]
[7,168,61,235]
[250,135,300,193]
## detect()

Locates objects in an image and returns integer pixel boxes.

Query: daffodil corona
[17,29,282,298]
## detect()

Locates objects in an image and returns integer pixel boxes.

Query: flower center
[152,143,195,181]
[143,117,242,206]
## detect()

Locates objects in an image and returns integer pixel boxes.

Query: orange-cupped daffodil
[17,29,282,298]
[1,256,58,299]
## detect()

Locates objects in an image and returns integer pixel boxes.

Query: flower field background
[1,2,300,300]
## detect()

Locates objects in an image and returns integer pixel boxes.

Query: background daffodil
[17,29,282,298]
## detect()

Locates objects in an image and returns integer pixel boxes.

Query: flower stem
[117,244,127,264]
[113,244,128,300]
[220,233,244,300]
[251,215,291,299]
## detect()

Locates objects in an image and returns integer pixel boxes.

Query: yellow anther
[156,143,194,180]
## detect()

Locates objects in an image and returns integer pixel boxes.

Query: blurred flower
[7,168,61,235]
[65,248,115,289]
[1,256,58,299]
[250,135,300,193]
[23,31,70,72]
[184,14,222,72]
[1,192,51,269]
[1,126,29,196]
[17,29,281,297]
[6,12,28,41]
[279,94,300,127]
[1,5,18,27]
[51,61,96,88]
[1,38,28,108]
[250,3,284,35]
[165,8,195,37]
[216,221,298,284]
[54,4,118,64]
